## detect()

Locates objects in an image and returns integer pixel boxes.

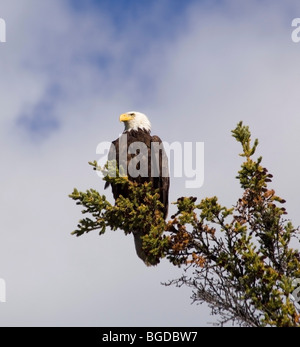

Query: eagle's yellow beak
[119,113,134,122]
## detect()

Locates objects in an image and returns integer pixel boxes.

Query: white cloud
[1,0,300,327]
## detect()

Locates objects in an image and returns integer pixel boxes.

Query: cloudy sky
[1,0,300,327]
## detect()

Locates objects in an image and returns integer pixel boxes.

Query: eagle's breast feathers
[105,112,170,265]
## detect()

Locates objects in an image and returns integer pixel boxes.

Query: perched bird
[105,112,169,265]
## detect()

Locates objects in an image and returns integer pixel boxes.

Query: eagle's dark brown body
[105,128,169,265]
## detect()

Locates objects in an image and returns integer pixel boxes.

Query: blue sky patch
[16,84,61,140]
[68,0,197,39]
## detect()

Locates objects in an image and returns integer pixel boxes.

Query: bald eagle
[105,112,169,265]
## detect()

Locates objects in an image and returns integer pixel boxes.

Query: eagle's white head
[119,111,151,132]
